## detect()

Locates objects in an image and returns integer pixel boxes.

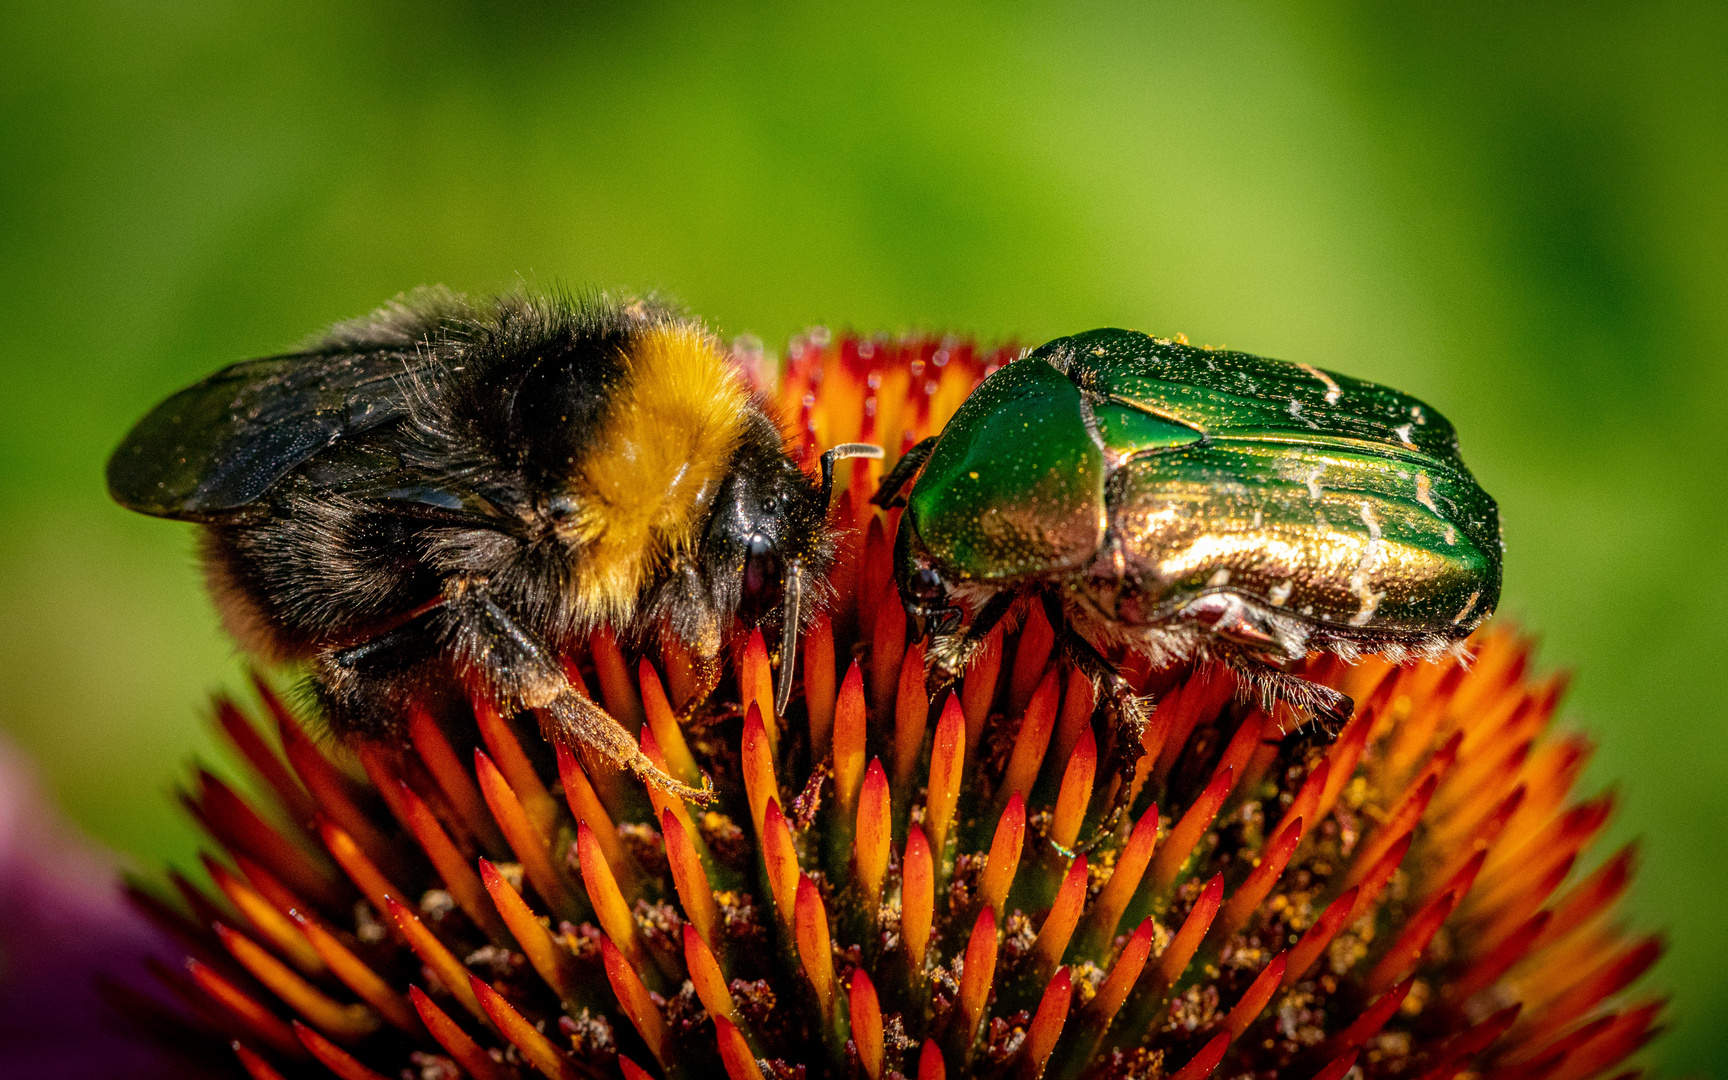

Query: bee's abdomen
[199,497,445,659]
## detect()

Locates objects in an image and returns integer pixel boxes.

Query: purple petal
[0,738,188,1079]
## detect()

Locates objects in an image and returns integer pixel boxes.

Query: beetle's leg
[441,575,715,804]
[1231,659,1354,738]
[870,436,939,509]
[923,588,1019,694]
[905,601,966,646]
[1038,592,1146,731]
[1037,591,1155,843]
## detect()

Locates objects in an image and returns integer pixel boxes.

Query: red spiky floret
[121,329,1661,1080]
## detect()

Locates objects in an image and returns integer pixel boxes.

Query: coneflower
[124,331,1662,1080]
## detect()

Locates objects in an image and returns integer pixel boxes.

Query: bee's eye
[743,534,778,600]
[547,495,579,524]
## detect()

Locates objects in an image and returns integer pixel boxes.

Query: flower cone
[121,329,1661,1080]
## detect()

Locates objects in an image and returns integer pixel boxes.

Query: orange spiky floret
[121,330,1661,1080]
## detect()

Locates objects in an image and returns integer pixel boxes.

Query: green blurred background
[2,1,1723,1073]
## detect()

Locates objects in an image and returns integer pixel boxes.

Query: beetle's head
[892,511,969,638]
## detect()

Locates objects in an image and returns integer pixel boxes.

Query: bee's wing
[107,348,434,521]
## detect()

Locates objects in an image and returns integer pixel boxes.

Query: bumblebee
[108,288,879,799]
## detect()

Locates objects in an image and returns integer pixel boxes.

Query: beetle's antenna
[775,559,806,718]
[819,442,884,505]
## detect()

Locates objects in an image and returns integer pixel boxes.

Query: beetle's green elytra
[883,327,1502,725]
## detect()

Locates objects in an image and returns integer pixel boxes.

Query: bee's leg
[315,607,448,741]
[328,609,443,672]
[442,576,714,804]
[667,563,725,717]
[542,687,715,804]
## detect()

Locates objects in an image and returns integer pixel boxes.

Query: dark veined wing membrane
[299,438,508,525]
[107,348,434,521]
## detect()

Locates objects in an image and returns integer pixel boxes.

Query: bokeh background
[2,2,1723,1073]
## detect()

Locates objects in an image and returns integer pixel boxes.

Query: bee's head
[707,432,829,622]
[705,421,880,713]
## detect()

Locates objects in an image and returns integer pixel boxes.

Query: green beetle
[876,327,1501,728]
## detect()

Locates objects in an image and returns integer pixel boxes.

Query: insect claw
[1311,688,1354,737]
[927,606,963,636]
[1063,803,1129,857]
[647,766,718,807]
[923,664,961,702]
[867,435,934,508]
[688,771,719,806]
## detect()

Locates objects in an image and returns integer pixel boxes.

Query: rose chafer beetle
[876,327,1501,734]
